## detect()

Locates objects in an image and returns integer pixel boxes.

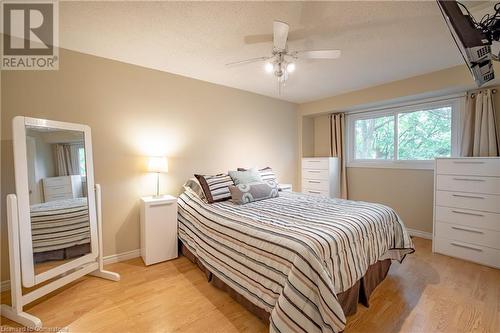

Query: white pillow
[183,178,207,202]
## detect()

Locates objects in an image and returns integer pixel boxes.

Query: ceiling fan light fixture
[226,20,341,95]
[265,62,274,73]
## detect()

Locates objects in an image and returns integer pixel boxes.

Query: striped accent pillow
[195,174,234,203]
[238,167,278,185]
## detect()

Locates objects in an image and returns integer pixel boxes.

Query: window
[78,147,86,176]
[347,98,461,169]
[354,115,394,160]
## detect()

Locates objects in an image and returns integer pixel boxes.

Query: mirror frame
[13,116,99,288]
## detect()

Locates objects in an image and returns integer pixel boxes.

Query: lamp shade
[147,156,168,173]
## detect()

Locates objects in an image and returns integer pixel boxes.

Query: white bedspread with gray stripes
[30,198,90,253]
[177,190,414,333]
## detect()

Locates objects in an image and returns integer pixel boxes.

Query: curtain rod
[470,88,497,98]
[340,93,465,116]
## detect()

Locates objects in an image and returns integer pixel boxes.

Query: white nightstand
[140,195,178,265]
[279,184,293,192]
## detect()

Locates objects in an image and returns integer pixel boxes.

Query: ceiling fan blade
[273,21,289,51]
[243,29,306,45]
[225,56,271,67]
[295,49,341,59]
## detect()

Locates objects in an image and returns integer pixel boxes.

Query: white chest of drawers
[42,175,83,202]
[433,157,500,268]
[301,157,340,198]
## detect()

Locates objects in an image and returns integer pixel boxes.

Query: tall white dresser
[433,157,500,268]
[301,157,340,198]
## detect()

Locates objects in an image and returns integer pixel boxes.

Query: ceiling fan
[226,20,341,93]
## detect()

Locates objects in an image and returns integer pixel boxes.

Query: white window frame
[346,97,463,170]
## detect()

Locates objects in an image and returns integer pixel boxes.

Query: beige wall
[301,116,315,158]
[300,65,500,235]
[1,48,298,281]
[313,115,330,157]
[347,167,434,232]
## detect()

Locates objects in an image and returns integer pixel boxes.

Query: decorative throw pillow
[183,178,207,202]
[228,168,263,185]
[195,173,234,203]
[229,181,279,205]
[237,167,278,185]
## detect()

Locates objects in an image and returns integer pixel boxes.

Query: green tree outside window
[354,106,452,161]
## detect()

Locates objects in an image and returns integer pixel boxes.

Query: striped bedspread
[178,190,414,333]
[30,197,90,253]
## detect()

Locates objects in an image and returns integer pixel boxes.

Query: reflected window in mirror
[78,147,86,177]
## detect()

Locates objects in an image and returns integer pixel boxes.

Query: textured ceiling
[58,1,473,103]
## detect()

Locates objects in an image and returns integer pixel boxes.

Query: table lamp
[147,156,168,197]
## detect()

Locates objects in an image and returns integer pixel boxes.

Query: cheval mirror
[0,116,120,329]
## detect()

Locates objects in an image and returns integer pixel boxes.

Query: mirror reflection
[26,126,91,274]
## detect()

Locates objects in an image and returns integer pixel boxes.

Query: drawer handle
[48,185,66,189]
[149,202,173,207]
[308,180,321,184]
[452,194,485,199]
[307,161,321,163]
[452,178,485,182]
[452,161,485,164]
[307,170,321,173]
[451,226,484,234]
[450,242,483,252]
[308,190,321,194]
[451,210,484,217]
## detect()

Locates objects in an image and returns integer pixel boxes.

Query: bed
[30,197,91,263]
[177,189,414,333]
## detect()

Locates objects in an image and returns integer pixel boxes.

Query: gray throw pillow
[229,181,279,205]
[228,168,263,185]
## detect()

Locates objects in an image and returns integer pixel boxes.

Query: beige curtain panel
[54,144,80,176]
[330,113,348,199]
[461,89,499,157]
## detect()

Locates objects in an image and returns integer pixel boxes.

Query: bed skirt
[180,241,391,323]
[33,243,91,264]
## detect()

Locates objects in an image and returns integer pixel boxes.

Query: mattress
[30,197,91,253]
[177,190,414,333]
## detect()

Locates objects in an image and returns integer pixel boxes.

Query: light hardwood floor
[1,237,499,332]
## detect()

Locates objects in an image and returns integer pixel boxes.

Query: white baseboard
[407,228,433,240]
[0,249,141,293]
[103,249,141,265]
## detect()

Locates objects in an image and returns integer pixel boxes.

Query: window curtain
[54,143,80,176]
[460,89,499,157]
[330,113,348,199]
